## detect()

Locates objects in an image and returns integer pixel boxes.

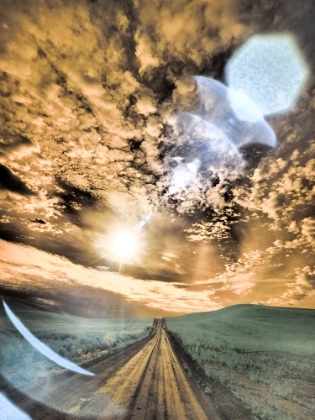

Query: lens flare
[137,212,153,230]
[96,226,144,270]
[168,158,201,194]
[112,232,139,260]
[3,300,94,376]
[227,88,263,123]
[193,76,277,148]
[226,34,309,116]
[0,393,31,420]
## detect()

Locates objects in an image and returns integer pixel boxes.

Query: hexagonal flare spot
[225,34,310,116]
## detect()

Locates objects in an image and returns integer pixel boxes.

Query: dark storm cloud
[30,218,46,224]
[0,132,32,155]
[0,164,36,196]
[54,178,98,219]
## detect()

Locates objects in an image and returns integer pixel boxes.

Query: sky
[0,0,314,317]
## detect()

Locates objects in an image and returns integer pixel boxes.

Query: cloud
[135,0,248,69]
[0,239,220,315]
[0,0,251,269]
[0,164,36,196]
[185,206,240,242]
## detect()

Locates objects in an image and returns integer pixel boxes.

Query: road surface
[98,319,210,419]
[1,319,249,419]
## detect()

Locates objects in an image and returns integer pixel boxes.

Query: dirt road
[1,319,247,419]
[98,319,212,419]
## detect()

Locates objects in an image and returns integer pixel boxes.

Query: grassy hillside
[165,304,315,420]
[0,298,153,386]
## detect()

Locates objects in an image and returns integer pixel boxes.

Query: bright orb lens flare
[226,34,309,116]
[112,232,139,260]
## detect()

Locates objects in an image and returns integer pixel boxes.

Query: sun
[112,231,139,260]
[96,227,143,270]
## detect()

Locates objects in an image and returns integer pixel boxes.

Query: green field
[0,299,153,386]
[166,304,315,420]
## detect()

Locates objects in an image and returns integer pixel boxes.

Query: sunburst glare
[112,232,139,260]
[96,226,144,270]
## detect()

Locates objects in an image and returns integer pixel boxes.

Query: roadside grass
[165,304,315,420]
[0,301,153,386]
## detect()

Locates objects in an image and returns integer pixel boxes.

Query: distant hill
[165,304,315,419]
[166,304,315,354]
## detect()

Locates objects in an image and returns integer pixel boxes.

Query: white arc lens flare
[193,77,277,148]
[0,393,31,420]
[3,300,94,376]
[227,88,264,123]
